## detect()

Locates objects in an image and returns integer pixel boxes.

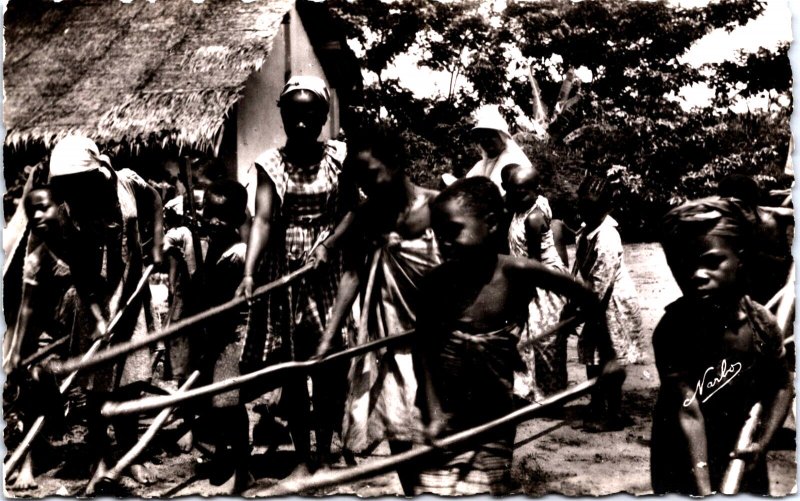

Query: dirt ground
[4,243,796,497]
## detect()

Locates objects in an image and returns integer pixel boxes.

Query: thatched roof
[4,0,298,153]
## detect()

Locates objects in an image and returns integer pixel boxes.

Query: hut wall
[236,7,337,214]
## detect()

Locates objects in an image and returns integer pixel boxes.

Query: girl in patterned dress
[237,76,355,473]
[570,175,642,431]
[503,163,570,400]
[315,132,439,494]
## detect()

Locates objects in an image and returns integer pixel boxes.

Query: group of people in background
[3,76,793,497]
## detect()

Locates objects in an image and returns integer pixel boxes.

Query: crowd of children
[3,78,794,497]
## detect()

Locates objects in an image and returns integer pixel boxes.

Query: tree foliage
[329,0,791,240]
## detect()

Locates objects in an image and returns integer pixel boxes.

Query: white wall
[236,6,337,214]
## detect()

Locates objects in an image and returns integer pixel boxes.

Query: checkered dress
[242,140,349,366]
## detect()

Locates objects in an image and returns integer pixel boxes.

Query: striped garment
[415,438,514,495]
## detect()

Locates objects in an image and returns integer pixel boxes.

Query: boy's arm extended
[511,257,598,311]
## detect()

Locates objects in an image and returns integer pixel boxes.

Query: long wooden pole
[247,378,599,497]
[100,371,201,484]
[720,403,763,495]
[4,266,153,475]
[50,263,314,376]
[101,329,417,417]
[18,336,70,369]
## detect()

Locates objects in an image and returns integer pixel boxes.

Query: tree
[329,0,790,240]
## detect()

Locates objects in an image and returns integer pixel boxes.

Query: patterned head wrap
[279,75,330,111]
[662,196,756,243]
[48,135,112,179]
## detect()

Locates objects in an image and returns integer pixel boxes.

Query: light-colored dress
[343,195,440,451]
[508,196,569,398]
[572,215,643,365]
[244,140,349,365]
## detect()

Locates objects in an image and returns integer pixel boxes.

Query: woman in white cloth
[465,105,532,196]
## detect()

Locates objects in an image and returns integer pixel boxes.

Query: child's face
[578,194,606,228]
[26,190,59,235]
[668,234,742,304]
[280,91,326,143]
[504,168,539,212]
[353,150,400,197]
[432,198,495,262]
[202,194,238,240]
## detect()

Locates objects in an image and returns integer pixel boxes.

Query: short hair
[500,163,523,186]
[718,173,762,207]
[23,187,53,216]
[578,174,612,211]
[431,176,504,224]
[204,179,248,227]
[345,129,407,172]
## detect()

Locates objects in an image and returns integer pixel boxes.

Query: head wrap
[662,196,756,242]
[49,135,111,179]
[471,105,511,140]
[279,75,330,111]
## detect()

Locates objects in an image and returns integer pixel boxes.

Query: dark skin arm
[508,256,598,312]
[236,168,276,299]
[135,181,164,266]
[310,210,355,269]
[524,209,548,262]
[316,266,361,357]
[4,282,36,373]
[674,378,713,495]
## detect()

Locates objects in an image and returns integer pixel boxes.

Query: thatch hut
[3,0,362,209]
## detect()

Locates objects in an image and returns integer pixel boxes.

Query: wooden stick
[720,403,763,495]
[19,336,70,368]
[101,371,201,483]
[5,266,154,475]
[51,263,313,376]
[247,378,599,497]
[101,329,417,417]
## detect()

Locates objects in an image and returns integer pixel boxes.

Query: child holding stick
[4,187,73,490]
[650,196,792,495]
[414,177,599,495]
[196,180,253,493]
[569,175,642,431]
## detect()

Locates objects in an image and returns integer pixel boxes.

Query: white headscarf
[49,135,112,179]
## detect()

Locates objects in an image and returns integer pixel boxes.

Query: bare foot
[85,459,108,496]
[129,463,156,484]
[10,454,37,490]
[177,429,194,453]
